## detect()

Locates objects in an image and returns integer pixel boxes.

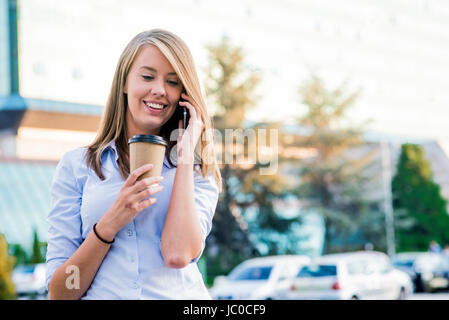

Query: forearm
[161,163,202,268]
[48,222,113,300]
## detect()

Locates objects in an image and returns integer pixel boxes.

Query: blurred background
[1,0,449,300]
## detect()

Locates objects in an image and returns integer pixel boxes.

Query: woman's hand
[96,163,164,240]
[177,92,204,165]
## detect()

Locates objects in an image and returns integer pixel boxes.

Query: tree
[204,36,299,279]
[30,229,46,264]
[293,74,383,253]
[0,234,16,299]
[392,144,449,252]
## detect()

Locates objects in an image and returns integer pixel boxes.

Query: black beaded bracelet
[93,223,115,244]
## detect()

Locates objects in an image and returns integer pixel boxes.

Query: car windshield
[392,259,414,268]
[297,265,337,277]
[228,266,273,280]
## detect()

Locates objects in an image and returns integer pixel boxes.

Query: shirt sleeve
[45,150,83,291]
[190,166,220,263]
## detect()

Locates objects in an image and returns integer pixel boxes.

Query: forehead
[132,44,176,74]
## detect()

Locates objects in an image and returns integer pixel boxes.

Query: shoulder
[58,147,88,169]
[53,147,90,189]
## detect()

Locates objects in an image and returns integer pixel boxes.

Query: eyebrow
[139,66,177,76]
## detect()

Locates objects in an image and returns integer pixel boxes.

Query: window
[228,266,273,281]
[297,265,337,278]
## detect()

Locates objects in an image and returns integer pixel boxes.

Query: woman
[46,29,222,299]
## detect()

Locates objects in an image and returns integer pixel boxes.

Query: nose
[151,80,166,97]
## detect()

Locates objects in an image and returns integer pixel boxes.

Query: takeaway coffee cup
[128,134,168,181]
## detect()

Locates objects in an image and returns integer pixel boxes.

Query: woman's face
[124,44,183,137]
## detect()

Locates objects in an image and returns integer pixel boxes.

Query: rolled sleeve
[45,151,83,291]
[191,166,219,263]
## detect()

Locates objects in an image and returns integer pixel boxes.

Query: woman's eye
[167,80,179,86]
[142,75,154,80]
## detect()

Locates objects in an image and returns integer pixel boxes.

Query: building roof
[0,94,104,116]
[0,159,56,252]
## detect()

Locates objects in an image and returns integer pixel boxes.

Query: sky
[17,0,449,143]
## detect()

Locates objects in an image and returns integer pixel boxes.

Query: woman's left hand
[177,92,204,165]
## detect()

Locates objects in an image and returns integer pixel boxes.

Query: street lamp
[381,141,395,256]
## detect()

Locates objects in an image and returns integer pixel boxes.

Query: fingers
[124,182,164,214]
[136,198,157,212]
[131,183,164,204]
[178,100,197,119]
[132,175,164,193]
[125,163,153,187]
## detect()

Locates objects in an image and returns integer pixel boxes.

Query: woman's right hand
[96,163,164,241]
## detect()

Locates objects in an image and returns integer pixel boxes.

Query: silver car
[12,263,47,297]
[279,251,413,300]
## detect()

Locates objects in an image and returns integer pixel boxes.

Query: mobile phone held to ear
[176,92,190,130]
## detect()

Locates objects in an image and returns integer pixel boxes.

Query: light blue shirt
[45,140,219,299]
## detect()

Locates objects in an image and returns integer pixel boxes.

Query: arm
[161,162,203,268]
[161,93,216,268]
[48,162,164,300]
[48,223,113,300]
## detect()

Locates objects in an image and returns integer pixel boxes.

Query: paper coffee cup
[128,134,168,181]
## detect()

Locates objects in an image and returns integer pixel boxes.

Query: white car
[209,255,311,300]
[279,251,413,300]
[12,263,47,297]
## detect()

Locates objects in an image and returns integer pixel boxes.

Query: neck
[125,113,161,140]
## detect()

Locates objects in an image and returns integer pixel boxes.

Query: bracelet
[93,223,115,244]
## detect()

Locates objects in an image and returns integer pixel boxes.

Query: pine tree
[0,234,16,299]
[294,74,382,253]
[392,144,449,252]
[204,36,299,278]
[31,229,45,264]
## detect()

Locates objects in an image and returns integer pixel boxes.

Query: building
[0,0,102,252]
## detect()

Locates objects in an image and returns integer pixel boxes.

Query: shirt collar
[99,139,170,168]
[100,140,119,162]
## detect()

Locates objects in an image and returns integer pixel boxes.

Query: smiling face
[124,44,183,138]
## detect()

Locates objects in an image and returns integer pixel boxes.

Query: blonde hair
[86,29,222,192]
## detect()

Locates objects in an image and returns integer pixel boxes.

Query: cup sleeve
[190,166,219,263]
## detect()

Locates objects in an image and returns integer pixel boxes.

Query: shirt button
[130,281,139,289]
[130,256,135,263]
[127,229,133,237]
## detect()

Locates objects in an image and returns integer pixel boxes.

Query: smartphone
[175,91,190,130]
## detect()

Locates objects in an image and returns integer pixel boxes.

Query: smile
[143,100,168,114]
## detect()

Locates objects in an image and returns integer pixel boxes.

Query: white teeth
[144,101,165,110]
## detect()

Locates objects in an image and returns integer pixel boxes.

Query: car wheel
[351,295,359,300]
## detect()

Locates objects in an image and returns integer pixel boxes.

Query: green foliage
[30,229,46,264]
[7,229,47,267]
[392,144,449,252]
[0,234,16,300]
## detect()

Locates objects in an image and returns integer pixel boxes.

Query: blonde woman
[46,29,222,299]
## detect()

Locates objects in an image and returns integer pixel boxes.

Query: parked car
[209,255,311,300]
[279,251,413,300]
[412,252,449,293]
[12,263,47,297]
[391,252,427,292]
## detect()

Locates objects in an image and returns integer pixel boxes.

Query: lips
[143,100,168,114]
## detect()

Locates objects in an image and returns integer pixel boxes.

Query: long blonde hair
[86,29,222,192]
